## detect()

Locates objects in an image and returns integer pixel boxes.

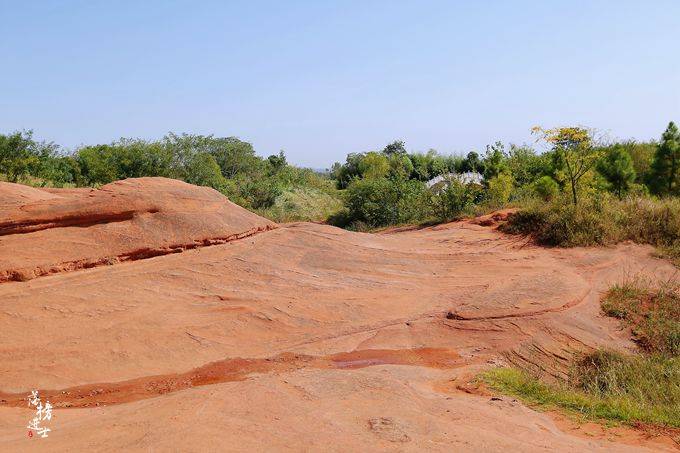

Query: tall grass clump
[501,195,680,264]
[602,277,680,355]
[483,352,680,428]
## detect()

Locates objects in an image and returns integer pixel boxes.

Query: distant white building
[426,172,484,189]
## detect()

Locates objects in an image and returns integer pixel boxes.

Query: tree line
[0,132,331,211]
[1,122,678,228]
[325,122,678,228]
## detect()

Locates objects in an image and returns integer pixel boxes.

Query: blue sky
[1,0,678,167]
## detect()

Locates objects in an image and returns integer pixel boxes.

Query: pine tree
[597,145,636,198]
[649,122,680,195]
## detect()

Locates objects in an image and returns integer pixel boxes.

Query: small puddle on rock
[330,347,460,370]
[0,348,459,409]
[334,358,389,369]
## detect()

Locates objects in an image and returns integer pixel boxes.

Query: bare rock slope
[0,178,676,452]
[0,178,275,282]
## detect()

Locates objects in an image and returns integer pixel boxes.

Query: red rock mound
[0,181,61,209]
[0,177,276,282]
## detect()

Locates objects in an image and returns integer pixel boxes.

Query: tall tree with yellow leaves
[532,126,602,205]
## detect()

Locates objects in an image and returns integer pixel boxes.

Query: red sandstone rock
[0,178,675,452]
[0,178,276,282]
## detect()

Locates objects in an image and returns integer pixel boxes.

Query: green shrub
[486,173,514,206]
[345,177,430,228]
[501,196,617,246]
[76,140,173,185]
[431,180,484,221]
[184,153,226,190]
[507,144,551,187]
[236,176,282,209]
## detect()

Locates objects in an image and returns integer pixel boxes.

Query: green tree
[237,176,282,209]
[443,154,464,173]
[533,126,601,205]
[409,152,431,181]
[163,133,261,180]
[346,178,395,227]
[461,151,482,173]
[533,176,559,201]
[431,179,483,220]
[207,136,262,179]
[114,139,173,179]
[75,145,119,184]
[407,150,447,181]
[597,141,655,185]
[76,139,172,184]
[482,141,509,180]
[34,154,81,187]
[358,152,389,179]
[486,173,514,205]
[382,140,407,156]
[184,153,226,190]
[267,151,287,173]
[387,153,413,180]
[597,145,636,198]
[649,122,680,195]
[0,130,39,182]
[346,177,429,227]
[625,141,656,184]
[426,150,448,177]
[334,153,364,189]
[507,144,549,187]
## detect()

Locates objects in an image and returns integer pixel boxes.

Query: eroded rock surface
[0,178,675,452]
[0,178,275,282]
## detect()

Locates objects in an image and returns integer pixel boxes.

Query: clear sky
[1,0,678,168]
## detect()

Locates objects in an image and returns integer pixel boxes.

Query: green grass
[482,351,680,428]
[257,186,344,223]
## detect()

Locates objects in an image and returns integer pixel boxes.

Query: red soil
[0,177,676,452]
